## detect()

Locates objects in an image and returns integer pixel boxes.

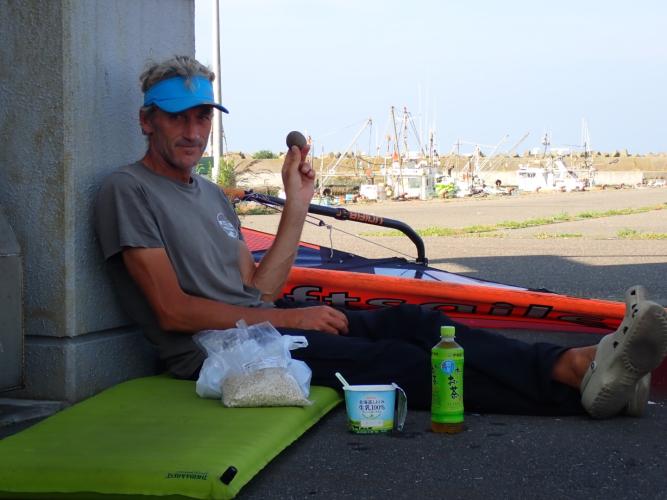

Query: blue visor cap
[143,75,229,114]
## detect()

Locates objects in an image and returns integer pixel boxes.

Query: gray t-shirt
[94,162,264,378]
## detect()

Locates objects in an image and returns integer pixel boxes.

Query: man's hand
[282,144,315,209]
[288,305,349,335]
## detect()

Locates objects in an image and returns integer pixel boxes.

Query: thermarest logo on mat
[166,471,209,480]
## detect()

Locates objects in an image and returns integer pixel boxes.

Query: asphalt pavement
[241,398,667,500]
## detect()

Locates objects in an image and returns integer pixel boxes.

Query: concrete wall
[0,0,194,402]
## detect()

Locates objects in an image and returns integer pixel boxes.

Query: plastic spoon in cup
[334,372,350,389]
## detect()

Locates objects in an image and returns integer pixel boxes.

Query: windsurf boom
[243,192,428,264]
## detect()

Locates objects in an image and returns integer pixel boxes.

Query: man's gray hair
[140,55,215,92]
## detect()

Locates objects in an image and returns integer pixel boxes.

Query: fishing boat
[380,159,438,200]
[241,193,667,387]
[517,157,586,192]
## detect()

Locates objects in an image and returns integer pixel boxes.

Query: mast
[318,118,372,195]
[581,117,594,185]
[402,106,409,162]
[390,106,403,197]
[541,132,551,158]
[429,130,434,166]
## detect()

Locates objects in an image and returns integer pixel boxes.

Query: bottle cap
[440,325,456,338]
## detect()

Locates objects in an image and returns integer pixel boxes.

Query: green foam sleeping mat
[0,375,342,499]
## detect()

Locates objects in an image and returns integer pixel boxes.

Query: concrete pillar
[0,0,195,402]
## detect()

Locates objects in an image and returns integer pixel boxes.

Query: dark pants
[276,302,585,416]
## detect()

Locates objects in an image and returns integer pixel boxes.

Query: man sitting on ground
[94,55,667,419]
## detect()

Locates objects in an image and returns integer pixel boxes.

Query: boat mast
[318,118,372,195]
[390,106,402,196]
[402,106,410,162]
[541,132,551,158]
[429,130,434,166]
[581,117,594,183]
[477,134,509,173]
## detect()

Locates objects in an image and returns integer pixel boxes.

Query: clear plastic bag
[194,321,312,407]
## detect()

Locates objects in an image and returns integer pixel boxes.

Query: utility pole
[211,0,223,183]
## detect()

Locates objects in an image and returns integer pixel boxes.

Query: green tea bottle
[431,325,464,433]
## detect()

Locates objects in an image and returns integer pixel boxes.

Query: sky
[195,0,666,156]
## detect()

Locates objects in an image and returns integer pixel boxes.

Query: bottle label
[431,347,464,424]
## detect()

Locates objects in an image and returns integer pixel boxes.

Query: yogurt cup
[343,383,407,433]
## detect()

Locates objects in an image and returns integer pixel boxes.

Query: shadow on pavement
[430,254,667,305]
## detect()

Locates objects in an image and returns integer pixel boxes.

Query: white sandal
[580,286,667,419]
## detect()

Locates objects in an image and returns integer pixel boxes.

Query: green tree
[194,157,236,186]
[252,150,276,159]
[216,157,237,187]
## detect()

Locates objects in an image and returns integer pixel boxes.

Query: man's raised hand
[282,137,315,209]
